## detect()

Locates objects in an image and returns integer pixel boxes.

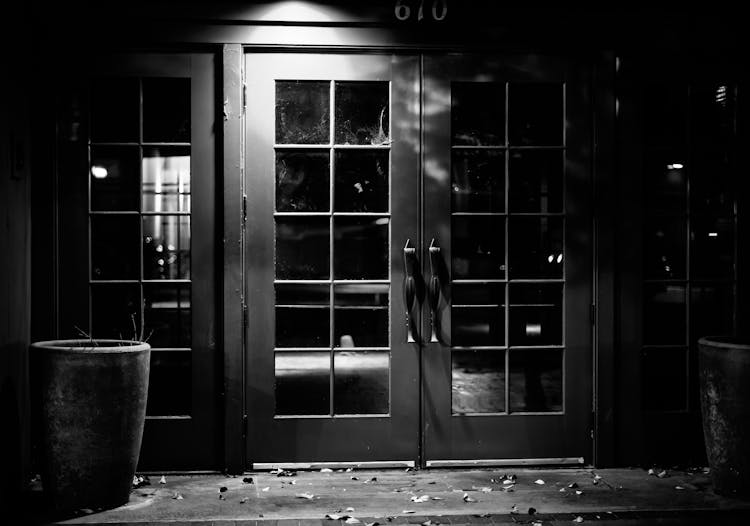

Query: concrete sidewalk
[14,467,750,525]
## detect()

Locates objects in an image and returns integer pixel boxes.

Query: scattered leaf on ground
[675,485,685,490]
[325,514,347,520]
[80,509,94,515]
[172,492,183,500]
[365,522,380,526]
[559,487,567,492]
[345,518,361,524]
[219,494,225,500]
[405,467,415,472]
[422,520,439,526]
[532,522,543,526]
[346,507,355,512]
[428,481,437,485]
[296,492,315,499]
[657,470,668,478]
[573,517,584,523]
[219,486,228,493]
[346,467,354,472]
[411,495,430,503]
[510,505,519,514]
[593,474,602,481]
[462,493,477,503]
[476,486,493,493]
[648,468,656,476]
[402,510,415,514]
[240,497,248,504]
[431,496,443,500]
[528,507,537,515]
[575,490,583,495]
[159,475,167,484]
[262,486,270,492]
[364,477,378,483]
[503,479,515,485]
[472,514,491,518]
[351,476,359,480]
[534,479,545,485]
[321,468,334,473]
[243,477,254,484]
[568,482,578,489]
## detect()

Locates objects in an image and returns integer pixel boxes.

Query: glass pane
[334,217,389,280]
[691,150,734,214]
[642,347,688,412]
[691,283,734,342]
[144,283,191,348]
[90,77,139,142]
[335,150,389,213]
[142,147,191,213]
[509,348,563,412]
[452,216,505,279]
[643,283,686,345]
[91,283,140,340]
[644,218,687,280]
[643,84,687,148]
[508,83,563,146]
[275,284,330,348]
[91,215,139,279]
[143,215,191,280]
[335,82,389,145]
[147,351,191,416]
[452,282,505,306]
[276,283,330,305]
[644,152,686,213]
[453,307,504,347]
[452,350,505,414]
[142,78,191,143]
[690,217,734,279]
[276,150,330,212]
[334,351,389,414]
[509,150,563,213]
[509,283,562,346]
[508,216,564,279]
[334,284,388,348]
[691,84,736,146]
[90,146,140,211]
[451,82,505,146]
[275,217,330,279]
[276,81,330,144]
[275,352,330,415]
[451,150,504,213]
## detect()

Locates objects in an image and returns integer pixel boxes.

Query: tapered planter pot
[698,336,750,498]
[32,339,150,511]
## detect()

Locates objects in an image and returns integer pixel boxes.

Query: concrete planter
[698,336,750,498]
[32,339,150,511]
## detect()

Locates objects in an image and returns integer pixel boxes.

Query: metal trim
[425,457,585,468]
[252,461,415,470]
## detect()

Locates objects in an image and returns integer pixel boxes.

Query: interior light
[547,254,554,263]
[667,163,684,170]
[91,166,108,179]
[556,253,563,264]
[708,232,719,237]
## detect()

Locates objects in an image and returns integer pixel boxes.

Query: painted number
[395,0,448,21]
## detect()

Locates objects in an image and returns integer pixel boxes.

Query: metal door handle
[403,239,422,343]
[427,238,442,343]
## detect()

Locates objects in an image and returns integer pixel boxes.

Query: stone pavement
[12,467,750,525]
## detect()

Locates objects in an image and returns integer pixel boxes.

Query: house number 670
[395,0,448,22]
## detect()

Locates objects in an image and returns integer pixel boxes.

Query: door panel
[245,54,421,464]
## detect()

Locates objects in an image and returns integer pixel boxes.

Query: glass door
[245,54,421,465]
[421,55,593,464]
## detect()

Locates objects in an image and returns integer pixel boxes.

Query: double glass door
[245,53,592,466]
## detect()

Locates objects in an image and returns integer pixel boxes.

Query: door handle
[403,239,422,343]
[427,238,442,343]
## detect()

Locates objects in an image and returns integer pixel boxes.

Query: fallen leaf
[532,522,543,526]
[364,477,378,483]
[648,468,656,476]
[411,495,430,503]
[296,492,315,499]
[422,520,438,526]
[568,482,578,489]
[528,507,537,515]
[325,514,347,520]
[657,470,668,478]
[503,479,515,485]
[428,481,437,485]
[534,479,545,485]
[431,496,443,500]
[345,518,361,524]
[243,477,254,484]
[402,510,415,514]
[576,490,583,496]
[462,493,477,503]
[365,522,380,526]
[262,486,270,492]
[80,509,94,515]
[351,476,359,480]
[240,497,248,504]
[321,468,334,473]
[472,513,491,518]
[172,492,183,500]
[346,467,354,472]
[476,486,492,493]
[573,517,584,523]
[159,475,167,484]
[510,505,519,514]
[219,486,228,493]
[592,479,599,485]
[593,474,602,481]
[675,485,685,490]
[346,507,355,512]
[219,494,225,500]
[559,487,567,492]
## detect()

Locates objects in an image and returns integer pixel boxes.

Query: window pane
[276,81,330,144]
[690,217,734,279]
[451,150,505,213]
[452,282,505,306]
[275,284,330,348]
[334,284,389,348]
[453,307,505,347]
[643,84,687,148]
[147,351,191,416]
[143,215,191,280]
[91,283,140,340]
[275,352,330,415]
[334,351,389,414]
[91,215,140,279]
[142,78,191,143]
[334,217,389,280]
[335,82,389,145]
[642,347,688,412]
[643,283,686,345]
[452,216,505,279]
[509,150,563,213]
[144,283,191,348]
[691,150,734,215]
[644,217,687,280]
[691,283,734,342]
[142,147,191,213]
[452,350,505,414]
[90,77,139,142]
[509,283,562,346]
[335,150,389,213]
[691,84,736,146]
[275,217,330,279]
[508,84,563,146]
[509,348,563,412]
[451,82,505,146]
[91,146,140,211]
[644,152,686,213]
[276,150,330,212]
[508,216,564,279]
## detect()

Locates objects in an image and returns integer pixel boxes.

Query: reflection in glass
[143,215,191,280]
[644,152,686,213]
[334,284,389,348]
[691,150,734,214]
[691,283,734,341]
[452,216,505,279]
[452,350,505,414]
[90,77,139,142]
[691,84,736,146]
[452,82,505,146]
[91,146,140,211]
[509,349,563,412]
[144,284,191,348]
[335,150,389,213]
[452,283,505,306]
[644,218,686,280]
[642,347,688,412]
[142,78,191,143]
[643,283,686,345]
[334,351,389,414]
[334,217,389,280]
[147,351,191,416]
[275,217,330,279]
[275,284,330,305]
[91,283,140,340]
[509,283,562,346]
[509,150,563,213]
[142,147,191,213]
[643,84,687,147]
[276,150,330,212]
[335,82,389,145]
[690,217,734,279]
[508,216,563,278]
[91,215,139,279]
[275,284,330,348]
[276,81,330,144]
[275,352,330,415]
[453,307,504,347]
[508,83,563,146]
[451,150,504,212]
